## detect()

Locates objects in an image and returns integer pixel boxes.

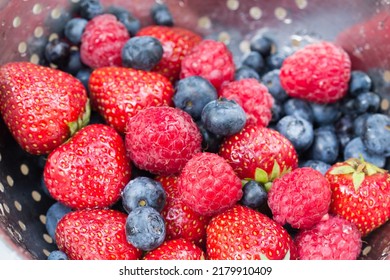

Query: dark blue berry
[196,121,223,153]
[354,91,381,114]
[241,51,266,74]
[276,115,314,153]
[79,0,104,20]
[283,98,314,122]
[261,69,289,102]
[45,202,72,243]
[76,68,92,91]
[45,39,70,66]
[353,113,372,137]
[173,76,218,120]
[201,98,247,136]
[64,18,88,45]
[27,36,49,65]
[240,180,268,209]
[125,206,166,251]
[121,36,163,71]
[308,128,339,164]
[39,174,51,197]
[249,34,273,57]
[45,10,72,35]
[362,113,390,156]
[299,160,331,175]
[48,250,68,260]
[270,100,285,124]
[151,3,174,26]
[349,70,372,97]
[107,6,141,36]
[266,51,289,70]
[344,137,386,168]
[61,50,85,76]
[121,177,166,213]
[310,102,341,125]
[234,66,260,81]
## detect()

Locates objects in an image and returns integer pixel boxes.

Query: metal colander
[1,0,390,260]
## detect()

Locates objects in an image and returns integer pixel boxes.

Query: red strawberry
[143,238,205,260]
[180,39,235,90]
[0,62,89,155]
[125,106,202,175]
[325,157,390,236]
[206,205,294,260]
[88,66,174,134]
[43,124,131,209]
[219,124,298,185]
[177,152,242,216]
[295,214,362,260]
[219,78,274,127]
[268,167,332,230]
[56,209,142,260]
[156,175,210,247]
[80,14,130,69]
[280,41,351,103]
[136,26,202,82]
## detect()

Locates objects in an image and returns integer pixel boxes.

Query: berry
[343,137,386,168]
[362,114,390,156]
[121,36,164,71]
[280,41,351,103]
[283,98,313,122]
[178,152,243,216]
[206,205,293,260]
[76,68,92,90]
[234,66,260,81]
[143,238,205,260]
[240,51,266,74]
[270,100,285,124]
[60,50,85,76]
[125,206,166,251]
[249,34,273,57]
[78,0,104,20]
[125,106,202,175]
[64,18,88,45]
[89,66,174,134]
[44,124,131,209]
[266,51,289,70]
[56,209,141,260]
[200,98,247,137]
[219,78,274,127]
[180,39,235,90]
[44,39,70,66]
[107,5,141,36]
[348,70,372,97]
[261,69,289,102]
[354,91,381,113]
[295,215,362,260]
[240,180,268,210]
[325,158,390,236]
[268,167,332,229]
[308,128,339,164]
[121,177,166,213]
[310,102,341,125]
[48,250,68,260]
[45,202,72,243]
[0,62,89,155]
[173,76,218,120]
[196,121,223,153]
[353,113,371,137]
[151,3,174,26]
[299,160,331,175]
[80,14,130,69]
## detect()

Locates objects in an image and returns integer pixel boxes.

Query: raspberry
[295,215,362,260]
[219,78,274,127]
[177,152,243,216]
[180,39,235,90]
[125,106,202,175]
[267,167,332,229]
[280,41,351,103]
[80,14,130,69]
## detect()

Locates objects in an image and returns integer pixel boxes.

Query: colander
[1,0,390,260]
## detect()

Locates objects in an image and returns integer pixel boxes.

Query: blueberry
[45,202,72,243]
[48,250,68,260]
[44,39,70,66]
[121,36,163,71]
[270,100,285,124]
[201,98,247,136]
[39,175,51,198]
[240,180,268,209]
[261,69,289,102]
[234,67,260,81]
[76,68,92,91]
[125,206,166,251]
[344,137,386,168]
[348,70,372,97]
[283,98,314,122]
[353,113,372,137]
[310,102,341,125]
[276,115,314,153]
[266,51,289,70]
[309,128,339,164]
[121,177,166,213]
[64,18,88,45]
[241,51,266,74]
[79,0,104,20]
[299,160,331,175]
[249,34,273,57]
[61,50,85,76]
[173,76,218,120]
[106,6,141,36]
[362,113,390,156]
[196,121,223,153]
[151,3,174,26]
[354,91,381,114]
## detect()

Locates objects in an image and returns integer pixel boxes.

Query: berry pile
[1,0,390,260]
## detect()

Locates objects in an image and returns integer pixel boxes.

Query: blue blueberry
[125,206,166,251]
[309,128,340,164]
[276,115,314,153]
[283,98,314,122]
[121,36,163,71]
[76,68,92,91]
[353,113,372,137]
[299,160,331,175]
[45,202,72,243]
[201,98,247,136]
[48,250,68,260]
[27,36,49,65]
[354,91,381,114]
[348,70,372,97]
[173,76,218,120]
[196,121,223,153]
[249,34,273,57]
[61,50,85,76]
[64,18,88,45]
[79,0,104,20]
[261,69,289,102]
[235,66,260,81]
[344,137,386,168]
[240,180,268,209]
[310,102,341,125]
[241,51,266,74]
[151,3,174,26]
[45,39,70,66]
[362,113,390,156]
[270,100,285,124]
[340,97,359,115]
[107,6,141,36]
[266,51,289,70]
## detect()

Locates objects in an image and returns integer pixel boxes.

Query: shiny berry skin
[240,180,268,210]
[283,98,313,122]
[280,41,351,103]
[240,51,266,74]
[354,91,381,114]
[308,128,339,164]
[310,102,342,125]
[151,3,174,26]
[234,66,260,81]
[45,202,72,243]
[343,137,386,168]
[261,69,289,102]
[362,113,390,156]
[143,238,205,260]
[107,5,141,36]
[48,250,68,260]
[78,0,104,20]
[178,152,243,216]
[348,70,372,97]
[299,160,331,175]
[64,18,88,45]
[44,38,70,65]
[249,34,273,57]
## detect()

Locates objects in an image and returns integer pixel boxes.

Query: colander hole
[31,190,42,202]
[198,16,212,29]
[6,175,14,187]
[274,7,288,20]
[18,42,27,55]
[0,203,4,216]
[218,32,231,45]
[48,33,59,42]
[249,7,262,20]
[227,0,240,11]
[295,0,308,9]
[0,153,2,162]
[383,70,390,82]
[32,3,43,15]
[30,54,40,64]
[0,182,4,193]
[39,214,46,225]
[50,7,63,20]
[43,233,53,244]
[34,26,44,38]
[43,248,50,257]
[3,203,10,214]
[12,16,21,28]
[239,40,251,54]
[18,220,26,231]
[381,99,389,111]
[20,164,29,176]
[14,200,22,211]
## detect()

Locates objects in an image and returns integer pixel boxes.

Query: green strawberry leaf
[264,182,273,192]
[254,168,269,184]
[68,98,91,136]
[329,165,356,175]
[352,171,365,191]
[270,160,281,181]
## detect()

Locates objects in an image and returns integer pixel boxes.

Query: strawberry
[143,238,205,260]
[280,41,351,103]
[0,62,89,155]
[178,152,243,216]
[156,175,210,247]
[88,66,174,134]
[206,204,294,260]
[136,25,202,82]
[219,124,298,186]
[56,209,142,260]
[325,157,390,236]
[43,124,131,209]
